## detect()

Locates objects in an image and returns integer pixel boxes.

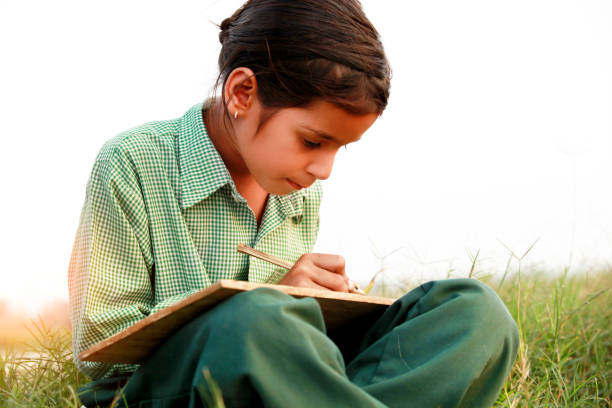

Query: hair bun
[219,17,233,44]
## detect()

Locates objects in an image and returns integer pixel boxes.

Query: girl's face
[236,99,378,195]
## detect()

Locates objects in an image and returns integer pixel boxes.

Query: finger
[307,253,346,275]
[311,269,349,292]
[283,261,343,291]
[286,272,331,291]
[303,280,332,291]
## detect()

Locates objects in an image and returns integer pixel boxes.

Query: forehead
[279,100,379,144]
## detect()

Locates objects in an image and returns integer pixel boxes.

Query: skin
[204,67,378,292]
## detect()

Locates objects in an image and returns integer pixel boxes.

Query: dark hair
[215,0,391,122]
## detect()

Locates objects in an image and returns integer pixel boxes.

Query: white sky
[0,0,610,313]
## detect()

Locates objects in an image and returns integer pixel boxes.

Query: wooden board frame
[79,280,396,364]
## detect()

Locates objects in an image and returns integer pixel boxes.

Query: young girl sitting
[69,0,519,406]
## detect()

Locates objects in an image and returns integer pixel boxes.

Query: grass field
[1,269,610,407]
[492,270,611,407]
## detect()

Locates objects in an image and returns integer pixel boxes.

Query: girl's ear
[224,67,258,117]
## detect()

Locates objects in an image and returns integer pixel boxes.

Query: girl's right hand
[277,253,351,292]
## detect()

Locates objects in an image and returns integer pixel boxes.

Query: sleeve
[68,143,155,380]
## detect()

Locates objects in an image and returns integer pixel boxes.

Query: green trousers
[79,279,519,407]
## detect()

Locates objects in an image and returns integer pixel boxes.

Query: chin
[275,184,297,196]
[255,180,289,196]
[255,176,298,196]
[273,186,295,196]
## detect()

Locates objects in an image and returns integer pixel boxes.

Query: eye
[303,139,321,149]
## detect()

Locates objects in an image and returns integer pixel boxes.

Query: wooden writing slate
[79,280,396,364]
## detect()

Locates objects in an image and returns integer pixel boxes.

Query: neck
[203,100,269,211]
[203,100,251,179]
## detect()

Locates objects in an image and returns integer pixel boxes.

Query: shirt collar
[178,99,309,216]
[274,189,307,219]
[178,100,233,209]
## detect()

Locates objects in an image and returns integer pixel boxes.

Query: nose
[306,150,336,181]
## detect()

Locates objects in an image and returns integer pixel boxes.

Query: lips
[287,179,304,190]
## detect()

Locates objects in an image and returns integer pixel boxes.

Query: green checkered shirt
[68,100,323,380]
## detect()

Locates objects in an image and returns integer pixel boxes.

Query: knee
[432,278,519,349]
[205,287,325,344]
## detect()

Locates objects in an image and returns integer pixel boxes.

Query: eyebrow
[300,125,361,144]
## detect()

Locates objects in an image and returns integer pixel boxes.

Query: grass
[492,269,611,407]
[1,268,610,407]
[0,322,89,407]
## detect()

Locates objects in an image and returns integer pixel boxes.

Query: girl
[69,0,518,407]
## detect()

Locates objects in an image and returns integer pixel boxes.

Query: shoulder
[97,117,180,167]
[91,116,181,185]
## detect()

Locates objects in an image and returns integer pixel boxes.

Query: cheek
[254,130,300,162]
[264,142,303,173]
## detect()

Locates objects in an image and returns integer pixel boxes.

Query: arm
[68,144,155,380]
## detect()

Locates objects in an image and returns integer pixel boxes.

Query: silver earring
[234,111,238,119]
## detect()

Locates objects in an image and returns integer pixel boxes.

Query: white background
[0,0,610,313]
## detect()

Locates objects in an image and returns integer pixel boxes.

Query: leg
[81,287,387,407]
[346,278,519,408]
